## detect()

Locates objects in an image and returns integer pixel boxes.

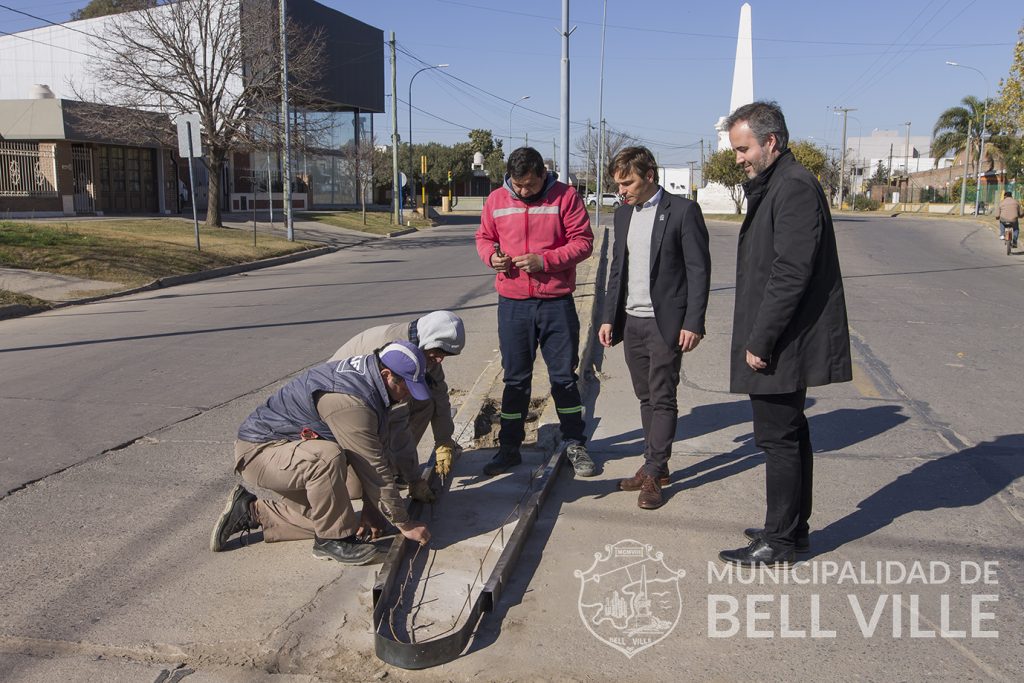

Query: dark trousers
[497,295,586,446]
[750,389,812,551]
[623,315,682,477]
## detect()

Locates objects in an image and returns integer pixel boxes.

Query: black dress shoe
[719,538,795,567]
[743,527,810,554]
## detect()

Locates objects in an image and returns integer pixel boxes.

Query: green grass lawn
[0,218,315,288]
[0,289,51,309]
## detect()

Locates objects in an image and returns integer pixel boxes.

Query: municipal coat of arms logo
[573,539,685,657]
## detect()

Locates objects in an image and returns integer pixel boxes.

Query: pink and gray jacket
[475,172,594,300]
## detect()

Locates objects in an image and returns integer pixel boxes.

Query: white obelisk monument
[716,3,754,150]
[698,2,755,214]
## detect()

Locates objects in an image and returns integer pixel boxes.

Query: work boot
[312,535,380,565]
[483,444,522,476]
[210,484,259,552]
[618,466,670,491]
[637,475,664,510]
[565,441,596,477]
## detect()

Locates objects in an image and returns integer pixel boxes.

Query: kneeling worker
[330,310,465,502]
[210,340,432,564]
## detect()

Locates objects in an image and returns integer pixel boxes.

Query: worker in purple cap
[210,340,432,565]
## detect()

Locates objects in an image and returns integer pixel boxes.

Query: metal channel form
[372,446,565,670]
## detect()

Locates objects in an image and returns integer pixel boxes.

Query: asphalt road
[0,219,497,497]
[0,211,1021,681]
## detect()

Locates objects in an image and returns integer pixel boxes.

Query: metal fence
[0,141,58,197]
[71,145,95,213]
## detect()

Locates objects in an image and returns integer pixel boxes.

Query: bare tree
[342,134,378,224]
[75,0,324,227]
[573,125,637,192]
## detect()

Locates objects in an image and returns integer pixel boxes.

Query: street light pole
[408,63,449,216]
[946,61,989,215]
[508,95,530,150]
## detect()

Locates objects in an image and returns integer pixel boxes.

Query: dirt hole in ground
[472,397,547,448]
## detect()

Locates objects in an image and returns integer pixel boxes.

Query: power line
[431,0,1006,48]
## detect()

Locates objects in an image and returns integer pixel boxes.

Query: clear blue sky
[4,0,1021,167]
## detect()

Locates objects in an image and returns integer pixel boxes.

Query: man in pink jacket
[475,146,595,476]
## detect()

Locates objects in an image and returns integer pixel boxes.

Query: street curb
[535,224,608,455]
[0,246,337,320]
[386,227,419,238]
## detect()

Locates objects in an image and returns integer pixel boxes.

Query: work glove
[409,478,436,504]
[434,444,456,477]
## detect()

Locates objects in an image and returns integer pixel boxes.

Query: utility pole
[887,143,893,185]
[597,118,606,224]
[552,138,558,176]
[390,33,401,225]
[279,0,294,240]
[586,118,592,194]
[904,122,912,176]
[834,107,856,210]
[558,0,575,183]
[687,160,696,200]
[595,0,607,230]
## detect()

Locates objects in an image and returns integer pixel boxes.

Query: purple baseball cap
[379,340,431,401]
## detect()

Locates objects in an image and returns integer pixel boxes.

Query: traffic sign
[174,114,202,158]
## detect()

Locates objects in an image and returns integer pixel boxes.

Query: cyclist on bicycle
[996,191,1021,249]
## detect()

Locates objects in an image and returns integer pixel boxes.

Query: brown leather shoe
[637,475,664,510]
[619,467,669,492]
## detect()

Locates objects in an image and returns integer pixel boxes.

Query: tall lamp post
[946,61,989,215]
[408,63,449,213]
[508,95,530,150]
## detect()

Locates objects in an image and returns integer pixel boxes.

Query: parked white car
[584,192,621,207]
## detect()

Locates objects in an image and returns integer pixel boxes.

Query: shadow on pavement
[813,433,1024,555]
[567,402,912,512]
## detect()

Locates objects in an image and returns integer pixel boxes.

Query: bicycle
[1001,221,1017,255]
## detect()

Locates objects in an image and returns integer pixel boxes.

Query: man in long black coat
[719,101,852,567]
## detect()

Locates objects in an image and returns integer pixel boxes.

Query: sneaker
[312,535,380,565]
[210,484,258,552]
[483,444,522,475]
[565,442,596,477]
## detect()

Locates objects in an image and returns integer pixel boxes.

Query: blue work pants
[497,295,586,446]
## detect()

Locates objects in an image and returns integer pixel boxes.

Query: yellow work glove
[434,444,455,477]
[409,478,436,503]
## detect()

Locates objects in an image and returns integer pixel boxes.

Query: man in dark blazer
[719,101,852,567]
[598,146,711,510]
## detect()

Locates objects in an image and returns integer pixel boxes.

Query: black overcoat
[603,190,711,347]
[730,151,852,394]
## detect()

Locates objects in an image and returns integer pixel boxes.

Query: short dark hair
[724,101,789,152]
[609,146,659,184]
[507,147,546,179]
[1005,191,1013,198]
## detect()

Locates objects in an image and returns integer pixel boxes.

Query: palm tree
[931,95,992,170]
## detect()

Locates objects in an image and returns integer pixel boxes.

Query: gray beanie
[416,311,465,355]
